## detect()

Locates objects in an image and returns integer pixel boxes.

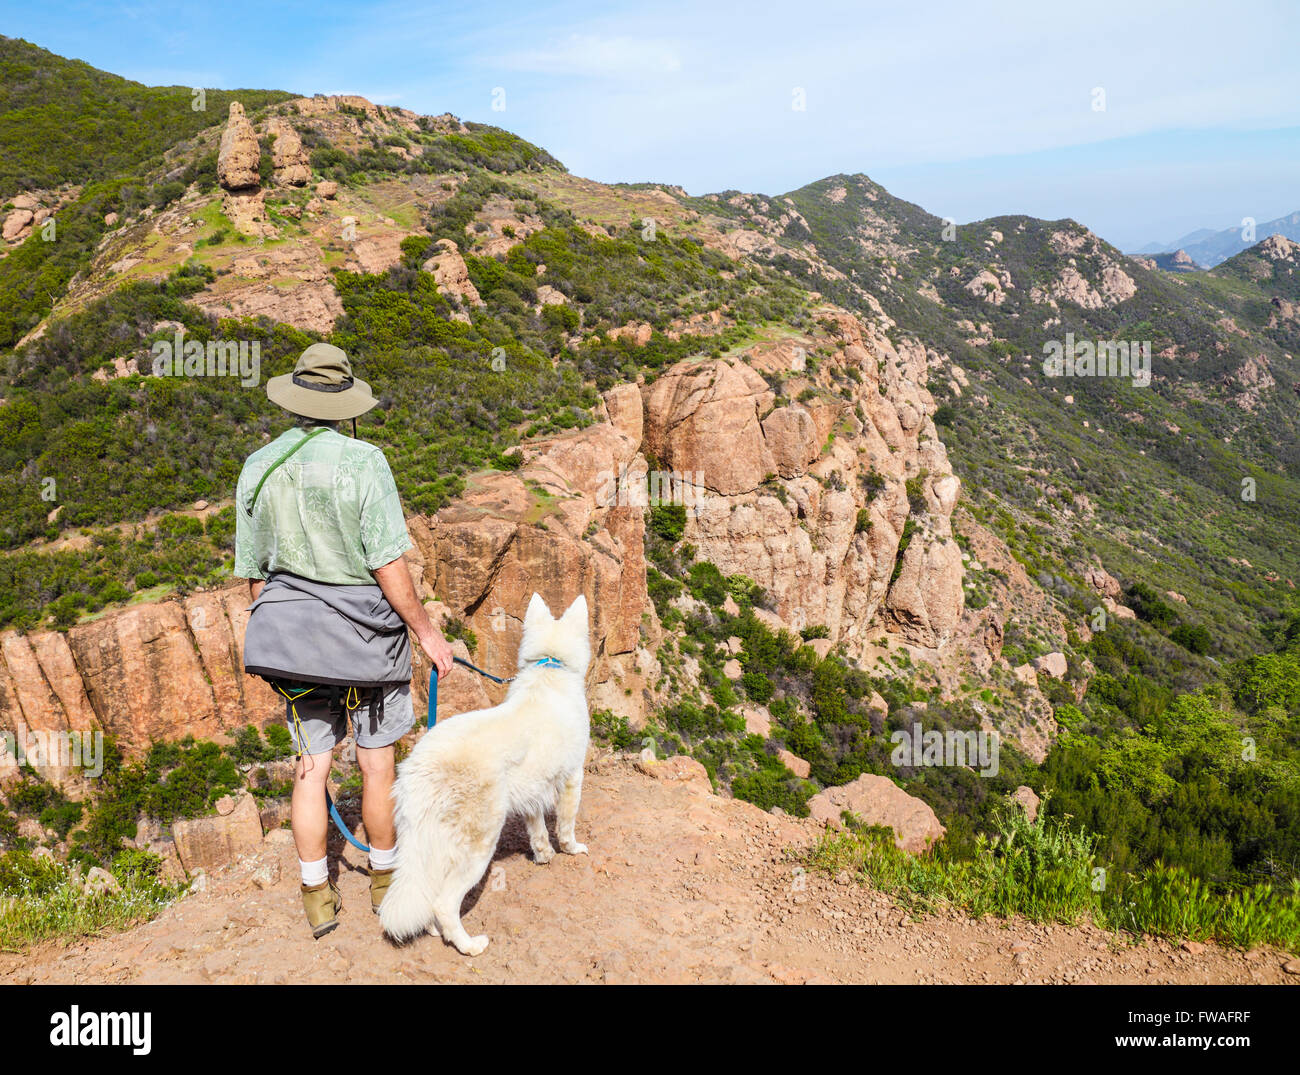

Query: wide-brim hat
[266,343,379,420]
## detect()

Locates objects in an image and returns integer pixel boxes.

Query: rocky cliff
[1,301,1051,786]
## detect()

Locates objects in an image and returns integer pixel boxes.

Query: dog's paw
[457,934,489,957]
[531,845,555,864]
[560,840,588,855]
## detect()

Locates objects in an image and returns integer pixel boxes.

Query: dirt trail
[2,752,1295,985]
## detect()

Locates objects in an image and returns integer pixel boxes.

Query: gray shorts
[282,684,414,755]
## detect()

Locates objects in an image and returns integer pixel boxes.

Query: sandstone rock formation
[1032,652,1067,678]
[3,208,34,241]
[421,239,483,306]
[807,773,945,853]
[641,309,964,651]
[266,117,311,186]
[1011,784,1041,822]
[193,244,343,333]
[172,792,263,872]
[217,102,261,191]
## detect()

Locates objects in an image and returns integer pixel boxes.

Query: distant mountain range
[1131,210,1300,267]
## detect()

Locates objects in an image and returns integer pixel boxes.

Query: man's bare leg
[291,749,332,862]
[292,749,339,936]
[357,744,397,852]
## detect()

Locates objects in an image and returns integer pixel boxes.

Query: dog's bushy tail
[379,768,444,942]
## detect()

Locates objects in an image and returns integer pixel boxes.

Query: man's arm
[373,554,454,679]
[249,579,265,602]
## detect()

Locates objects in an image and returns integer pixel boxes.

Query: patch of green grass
[805,802,1300,952]
[0,849,180,951]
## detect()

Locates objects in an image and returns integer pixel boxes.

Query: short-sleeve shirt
[233,426,412,584]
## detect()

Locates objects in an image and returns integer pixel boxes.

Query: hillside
[1,44,1298,967]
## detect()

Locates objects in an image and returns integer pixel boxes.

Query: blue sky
[3,0,1298,249]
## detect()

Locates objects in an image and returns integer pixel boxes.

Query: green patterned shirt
[234,427,412,584]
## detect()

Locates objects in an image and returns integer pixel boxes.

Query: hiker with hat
[234,342,454,938]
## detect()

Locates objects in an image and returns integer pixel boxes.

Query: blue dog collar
[533,656,564,669]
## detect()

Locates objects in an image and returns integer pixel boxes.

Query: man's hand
[418,627,454,681]
[373,554,455,681]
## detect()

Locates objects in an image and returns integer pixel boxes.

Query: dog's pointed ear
[560,594,588,625]
[524,592,553,626]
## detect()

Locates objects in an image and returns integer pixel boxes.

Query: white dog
[379,593,591,956]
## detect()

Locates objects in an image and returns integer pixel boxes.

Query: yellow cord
[274,684,366,774]
[274,683,317,756]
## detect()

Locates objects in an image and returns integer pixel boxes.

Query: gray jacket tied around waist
[243,572,412,688]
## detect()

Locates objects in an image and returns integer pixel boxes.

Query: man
[234,342,453,938]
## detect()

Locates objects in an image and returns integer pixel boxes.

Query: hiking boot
[302,880,341,938]
[370,868,395,914]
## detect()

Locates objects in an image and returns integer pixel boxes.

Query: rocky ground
[2,751,1294,986]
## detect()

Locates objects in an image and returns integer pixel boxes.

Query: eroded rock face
[172,792,263,873]
[217,102,261,192]
[641,308,964,651]
[807,773,945,853]
[2,208,34,241]
[643,357,776,496]
[266,117,311,187]
[421,239,483,306]
[194,243,343,333]
[222,189,274,238]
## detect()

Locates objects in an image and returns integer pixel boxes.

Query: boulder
[1011,785,1040,822]
[316,180,339,199]
[1083,566,1122,599]
[421,239,483,306]
[806,637,834,659]
[266,117,311,186]
[3,208,34,241]
[1032,652,1067,679]
[171,792,264,873]
[84,866,121,895]
[741,705,771,738]
[776,749,810,778]
[1013,662,1039,688]
[217,102,261,191]
[634,754,709,785]
[608,321,653,346]
[808,774,945,853]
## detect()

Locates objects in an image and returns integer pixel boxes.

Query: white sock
[369,844,397,871]
[299,856,328,887]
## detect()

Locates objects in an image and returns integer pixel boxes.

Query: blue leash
[324,656,517,853]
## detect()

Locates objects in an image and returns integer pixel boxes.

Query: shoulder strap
[248,427,327,513]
